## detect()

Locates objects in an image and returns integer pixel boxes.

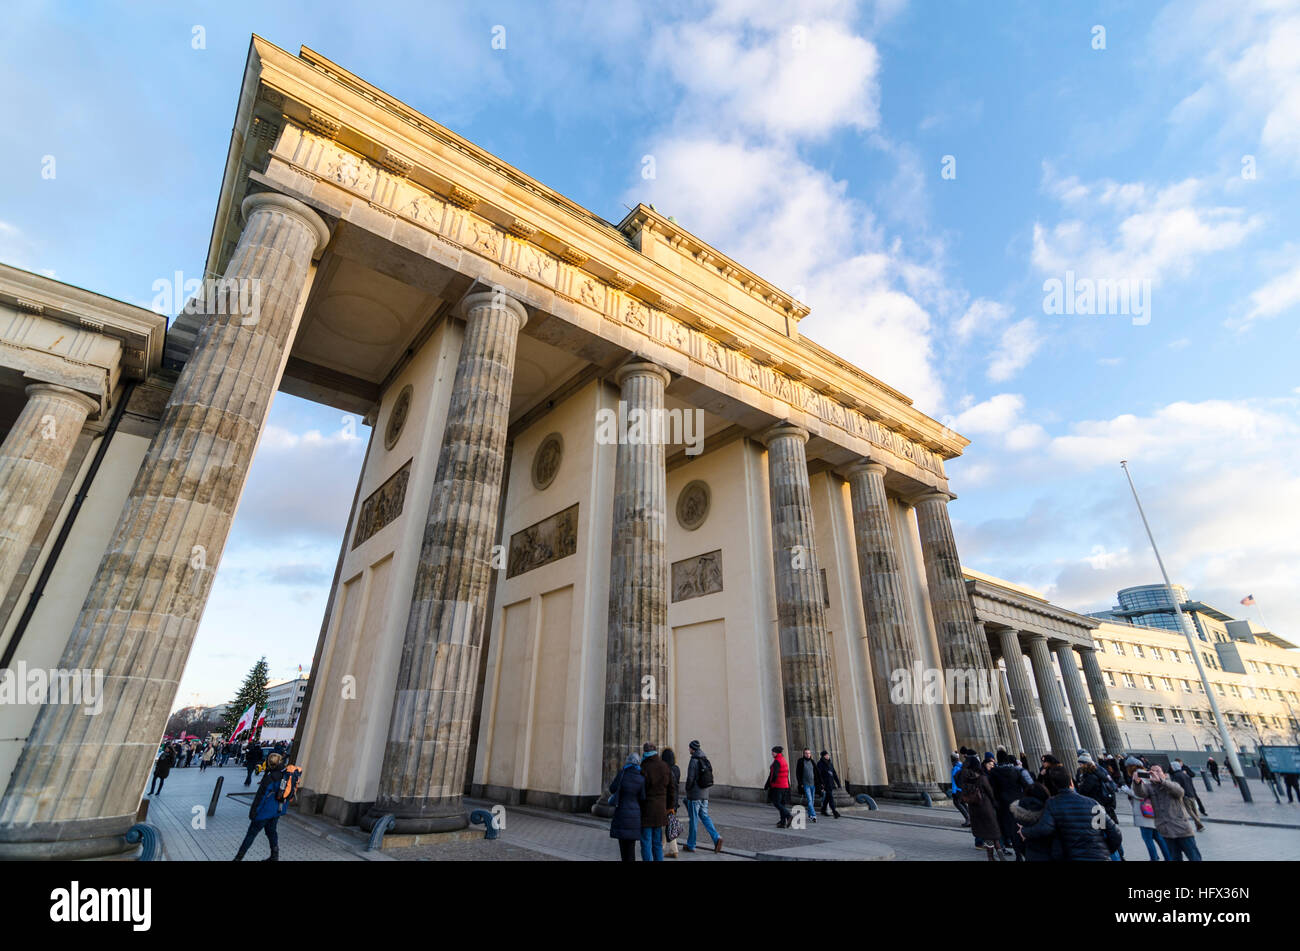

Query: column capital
[843,458,887,478]
[24,382,99,417]
[462,289,529,329]
[613,360,670,388]
[757,422,809,447]
[913,489,954,506]
[241,192,331,258]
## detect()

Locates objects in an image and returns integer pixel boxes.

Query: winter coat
[794,756,818,788]
[816,757,840,792]
[639,752,672,828]
[201,745,216,763]
[1133,776,1195,839]
[608,766,646,840]
[957,767,1001,842]
[766,754,790,790]
[153,749,175,778]
[249,767,287,821]
[1120,783,1157,830]
[1075,764,1117,820]
[1021,789,1122,860]
[244,744,264,768]
[1011,792,1062,862]
[989,763,1030,805]
[666,763,681,811]
[686,751,713,801]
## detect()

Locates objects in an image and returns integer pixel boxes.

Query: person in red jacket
[764,746,794,827]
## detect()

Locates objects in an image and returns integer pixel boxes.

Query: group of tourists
[149,736,291,795]
[762,746,842,826]
[952,746,1209,861]
[608,740,725,860]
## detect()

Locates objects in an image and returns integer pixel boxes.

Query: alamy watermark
[1042,270,1151,326]
[152,270,262,326]
[889,662,1000,715]
[0,662,103,715]
[595,401,704,456]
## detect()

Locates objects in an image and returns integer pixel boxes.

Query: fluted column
[363,290,528,834]
[1053,641,1103,757]
[985,623,1017,754]
[0,383,98,594]
[998,628,1047,765]
[1079,646,1124,754]
[599,362,671,790]
[845,461,937,792]
[0,192,330,859]
[1026,634,1075,763]
[914,492,1004,751]
[762,424,839,767]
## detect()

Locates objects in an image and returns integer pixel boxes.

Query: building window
[1214,683,1225,696]
[1228,684,1240,697]
[1122,673,1136,689]
[1131,706,1147,722]
[1150,647,1163,661]
[1114,643,1126,656]
[1243,686,1254,699]
[1160,677,1174,691]
[1226,712,1237,727]
[1114,704,1126,721]
[1096,640,1107,653]
[1191,710,1204,725]
[1134,644,1145,658]
[1104,671,1116,687]
[1171,708,1185,724]
[1180,679,1192,692]
[1169,650,1181,663]
[1154,707,1167,723]
[1143,675,1156,690]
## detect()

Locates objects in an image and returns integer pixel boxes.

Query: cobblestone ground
[142,765,1300,861]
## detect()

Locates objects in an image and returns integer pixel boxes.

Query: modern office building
[264,674,310,728]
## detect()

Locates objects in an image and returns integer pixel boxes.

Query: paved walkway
[141,765,1300,861]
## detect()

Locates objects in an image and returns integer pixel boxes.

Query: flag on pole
[253,707,268,736]
[1240,595,1255,606]
[228,704,256,743]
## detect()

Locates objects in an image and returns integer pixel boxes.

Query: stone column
[1026,634,1075,763]
[0,192,329,859]
[762,424,840,768]
[599,362,671,791]
[0,383,98,595]
[997,628,1047,765]
[1079,646,1124,754]
[1053,641,1103,757]
[363,290,528,834]
[845,461,937,793]
[984,623,1017,754]
[913,492,1004,751]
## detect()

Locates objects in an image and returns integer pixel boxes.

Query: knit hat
[1124,755,1143,768]
[642,741,657,753]
[983,751,995,762]
[689,740,701,751]
[1078,753,1095,766]
[819,750,829,757]
[624,752,641,767]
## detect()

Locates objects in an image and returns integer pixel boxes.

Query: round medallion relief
[532,432,563,490]
[676,480,711,531]
[384,384,413,451]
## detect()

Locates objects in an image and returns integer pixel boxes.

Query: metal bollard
[207,775,225,817]
[366,814,396,851]
[469,809,500,840]
[126,823,163,861]
[853,793,878,810]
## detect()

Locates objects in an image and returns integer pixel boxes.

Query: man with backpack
[1075,752,1122,859]
[683,739,723,853]
[233,752,302,861]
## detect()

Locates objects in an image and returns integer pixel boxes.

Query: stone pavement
[139,764,1300,861]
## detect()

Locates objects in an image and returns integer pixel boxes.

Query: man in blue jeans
[795,749,819,823]
[683,740,723,853]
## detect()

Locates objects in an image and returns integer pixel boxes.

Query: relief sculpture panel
[507,503,579,578]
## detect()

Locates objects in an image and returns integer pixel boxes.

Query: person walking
[148,745,175,796]
[1075,752,1121,859]
[1206,756,1221,787]
[1133,765,1201,861]
[989,751,1031,858]
[233,752,290,861]
[1021,765,1123,861]
[816,750,841,818]
[795,749,819,823]
[638,743,671,861]
[1011,782,1061,861]
[683,740,723,853]
[662,747,681,858]
[1121,762,1171,861]
[1258,757,1279,799]
[950,753,971,828]
[607,752,645,862]
[958,755,1003,860]
[243,739,264,787]
[200,742,216,772]
[1281,768,1299,804]
[765,746,793,828]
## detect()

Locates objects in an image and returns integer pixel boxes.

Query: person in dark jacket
[1170,760,1208,827]
[989,751,1031,857]
[958,755,1003,860]
[764,746,793,827]
[243,740,264,786]
[950,753,971,827]
[795,749,819,823]
[639,743,671,861]
[662,747,681,858]
[608,752,646,862]
[684,740,723,853]
[234,752,287,860]
[1021,765,1123,861]
[1011,783,1061,861]
[148,746,175,795]
[816,750,841,818]
[1205,756,1221,786]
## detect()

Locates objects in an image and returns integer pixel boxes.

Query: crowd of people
[148,736,291,796]
[951,746,1212,861]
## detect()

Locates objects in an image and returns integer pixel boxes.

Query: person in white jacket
[1121,762,1171,861]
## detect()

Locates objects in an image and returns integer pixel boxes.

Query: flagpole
[1120,460,1252,803]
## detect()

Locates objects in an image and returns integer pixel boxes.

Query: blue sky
[3,1,1297,708]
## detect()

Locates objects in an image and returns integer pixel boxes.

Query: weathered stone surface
[1079,646,1124,754]
[846,462,938,791]
[914,493,1005,752]
[762,424,839,769]
[0,192,329,859]
[364,290,527,834]
[0,384,96,596]
[1026,633,1076,764]
[998,628,1048,765]
[600,362,671,787]
[1053,641,1103,758]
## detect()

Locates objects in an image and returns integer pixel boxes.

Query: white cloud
[1237,259,1300,330]
[953,298,1009,341]
[987,318,1043,382]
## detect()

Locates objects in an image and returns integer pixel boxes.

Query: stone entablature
[213,38,963,484]
[965,569,1099,649]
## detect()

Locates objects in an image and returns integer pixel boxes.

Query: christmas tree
[223,656,270,741]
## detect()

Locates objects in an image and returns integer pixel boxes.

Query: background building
[264,673,309,728]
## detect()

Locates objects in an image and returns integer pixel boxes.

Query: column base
[0,813,141,860]
[359,798,468,834]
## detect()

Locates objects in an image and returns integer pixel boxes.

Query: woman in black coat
[149,746,175,796]
[608,753,646,862]
[662,748,681,858]
[1011,783,1062,862]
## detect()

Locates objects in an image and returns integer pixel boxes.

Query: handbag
[1140,799,1155,818]
[666,810,681,842]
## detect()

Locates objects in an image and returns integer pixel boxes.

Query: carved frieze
[507,503,579,578]
[672,550,723,603]
[352,459,411,549]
